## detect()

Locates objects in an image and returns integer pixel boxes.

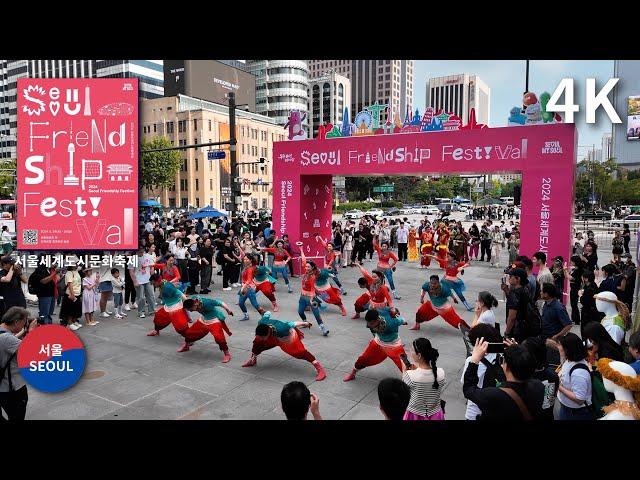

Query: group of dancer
[144,226,475,382]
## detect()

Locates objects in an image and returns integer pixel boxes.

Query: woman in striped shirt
[402,337,446,420]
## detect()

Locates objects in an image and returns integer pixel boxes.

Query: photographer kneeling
[0,307,37,421]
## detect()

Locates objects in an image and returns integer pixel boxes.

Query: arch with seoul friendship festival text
[272,124,577,267]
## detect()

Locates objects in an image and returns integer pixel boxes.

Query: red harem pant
[255,280,276,302]
[183,319,230,351]
[251,328,315,363]
[415,300,463,329]
[354,338,406,372]
[421,245,433,267]
[436,246,448,269]
[317,286,343,306]
[354,292,371,313]
[153,305,189,335]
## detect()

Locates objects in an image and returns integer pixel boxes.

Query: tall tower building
[308,60,413,123]
[308,72,351,138]
[245,60,310,128]
[425,74,490,126]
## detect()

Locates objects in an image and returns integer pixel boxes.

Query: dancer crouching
[242,311,326,381]
[146,274,190,337]
[181,296,234,362]
[412,275,469,330]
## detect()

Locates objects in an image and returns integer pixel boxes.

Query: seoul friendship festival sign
[17,79,138,250]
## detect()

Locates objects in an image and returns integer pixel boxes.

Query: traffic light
[259,157,266,173]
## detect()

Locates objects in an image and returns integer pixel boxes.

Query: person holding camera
[28,258,61,325]
[463,337,545,420]
[401,337,446,420]
[281,381,323,420]
[0,307,37,421]
[0,257,27,316]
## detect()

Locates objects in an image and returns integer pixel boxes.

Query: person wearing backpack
[463,337,545,420]
[557,333,595,420]
[461,324,506,420]
[0,307,37,421]
[29,258,60,325]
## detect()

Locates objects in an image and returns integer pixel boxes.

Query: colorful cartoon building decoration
[284,110,307,140]
[508,91,563,126]
[307,102,485,140]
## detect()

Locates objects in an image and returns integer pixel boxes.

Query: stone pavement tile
[340,403,383,420]
[219,377,288,412]
[255,356,321,385]
[88,371,177,405]
[137,358,211,383]
[70,361,134,393]
[27,387,88,413]
[101,384,216,420]
[28,391,122,420]
[359,385,383,408]
[181,397,268,420]
[304,368,377,403]
[74,331,107,347]
[85,342,133,363]
[311,347,360,371]
[108,349,169,370]
[440,395,468,420]
[176,365,256,396]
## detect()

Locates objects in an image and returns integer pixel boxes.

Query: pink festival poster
[17,78,138,250]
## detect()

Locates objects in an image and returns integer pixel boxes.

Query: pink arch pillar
[273,124,577,264]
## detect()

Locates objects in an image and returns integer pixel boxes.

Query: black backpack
[481,356,507,388]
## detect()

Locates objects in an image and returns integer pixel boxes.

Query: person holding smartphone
[0,307,38,421]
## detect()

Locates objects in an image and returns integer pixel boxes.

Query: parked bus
[500,197,515,206]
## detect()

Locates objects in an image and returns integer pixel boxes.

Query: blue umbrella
[188,206,226,220]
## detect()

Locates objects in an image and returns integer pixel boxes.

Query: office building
[245,60,310,128]
[141,95,284,212]
[612,60,640,169]
[308,60,413,123]
[308,72,351,138]
[426,74,490,126]
[0,59,164,159]
[602,132,613,161]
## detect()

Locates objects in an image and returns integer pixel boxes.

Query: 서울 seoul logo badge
[18,325,86,393]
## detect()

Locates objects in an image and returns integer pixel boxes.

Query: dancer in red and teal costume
[441,251,474,311]
[181,296,234,362]
[146,274,190,337]
[352,262,393,319]
[314,268,347,316]
[411,275,469,330]
[260,239,293,294]
[241,311,327,381]
[435,222,450,269]
[420,225,435,269]
[316,234,347,295]
[373,238,401,300]
[343,307,408,381]
[253,265,279,312]
[297,246,329,336]
[238,253,266,321]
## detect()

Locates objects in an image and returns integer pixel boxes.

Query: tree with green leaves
[140,137,182,192]
[0,158,16,199]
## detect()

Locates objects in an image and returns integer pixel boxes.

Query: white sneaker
[75,323,83,329]
[115,314,123,319]
[223,287,232,291]
[132,302,138,308]
[139,313,146,318]
[124,304,131,311]
[101,312,110,318]
[68,323,79,331]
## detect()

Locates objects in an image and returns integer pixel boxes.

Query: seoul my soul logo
[541,141,563,154]
[300,150,341,167]
[17,325,86,393]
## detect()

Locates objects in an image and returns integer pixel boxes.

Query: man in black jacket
[463,338,545,420]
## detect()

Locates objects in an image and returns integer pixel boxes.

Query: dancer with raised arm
[316,234,347,295]
[181,296,234,362]
[253,265,279,312]
[352,261,393,319]
[422,251,474,311]
[373,238,401,300]
[297,244,330,336]
[260,239,293,294]
[238,253,266,321]
[242,311,327,381]
[411,275,469,330]
[343,308,408,381]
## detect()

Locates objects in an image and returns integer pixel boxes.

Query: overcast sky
[413,60,615,156]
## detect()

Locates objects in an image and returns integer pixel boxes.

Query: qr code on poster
[22,230,38,245]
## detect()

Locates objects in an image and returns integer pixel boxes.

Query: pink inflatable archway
[273,124,576,265]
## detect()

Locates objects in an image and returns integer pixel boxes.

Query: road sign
[473,187,484,193]
[207,150,226,160]
[373,184,394,193]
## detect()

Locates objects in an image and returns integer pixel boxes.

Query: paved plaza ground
[24,211,606,420]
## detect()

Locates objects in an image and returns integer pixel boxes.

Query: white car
[365,208,384,217]
[344,209,365,220]
[399,207,414,215]
[421,205,440,215]
[458,205,468,212]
